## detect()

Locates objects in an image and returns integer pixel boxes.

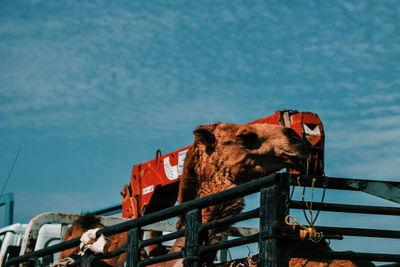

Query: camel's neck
[168,236,185,253]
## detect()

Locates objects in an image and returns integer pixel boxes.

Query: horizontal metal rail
[281,225,400,240]
[99,174,277,238]
[138,234,261,267]
[281,231,343,240]
[314,226,400,239]
[199,234,259,254]
[6,174,400,266]
[289,175,400,191]
[139,251,183,267]
[289,250,400,263]
[8,238,78,264]
[290,200,400,215]
[6,174,278,266]
[91,204,122,216]
[89,246,126,261]
[290,175,400,204]
[69,246,127,267]
[140,230,185,248]
[200,208,259,232]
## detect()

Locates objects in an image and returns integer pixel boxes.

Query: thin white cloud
[324,112,400,179]
[1,1,399,246]
[329,122,400,149]
[357,115,400,128]
[348,92,400,105]
[362,105,400,114]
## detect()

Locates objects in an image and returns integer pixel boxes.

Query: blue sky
[1,0,399,258]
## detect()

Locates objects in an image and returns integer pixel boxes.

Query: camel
[159,122,310,266]
[58,122,372,266]
[176,122,309,241]
[58,122,307,266]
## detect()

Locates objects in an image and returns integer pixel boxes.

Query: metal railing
[5,173,400,267]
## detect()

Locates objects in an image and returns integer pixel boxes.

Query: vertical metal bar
[126,228,141,267]
[0,193,14,227]
[81,254,95,267]
[218,236,228,262]
[42,254,53,267]
[5,194,14,226]
[184,209,202,267]
[259,175,289,267]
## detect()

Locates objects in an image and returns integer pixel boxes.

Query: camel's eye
[237,132,261,150]
[284,128,303,144]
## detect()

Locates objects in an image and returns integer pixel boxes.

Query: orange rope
[286,177,323,243]
[285,215,323,243]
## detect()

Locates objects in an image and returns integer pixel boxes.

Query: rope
[311,187,326,226]
[285,215,323,243]
[50,257,75,267]
[285,176,324,243]
[297,176,325,227]
[299,176,316,225]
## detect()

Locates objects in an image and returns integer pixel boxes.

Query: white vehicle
[0,212,129,267]
[0,223,62,266]
[0,223,26,266]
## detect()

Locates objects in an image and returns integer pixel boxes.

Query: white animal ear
[193,123,219,148]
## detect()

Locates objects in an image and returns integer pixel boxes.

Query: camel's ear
[193,122,220,148]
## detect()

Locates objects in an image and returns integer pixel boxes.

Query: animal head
[59,214,104,260]
[190,122,309,183]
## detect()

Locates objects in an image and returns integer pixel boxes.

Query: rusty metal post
[259,175,289,267]
[126,228,141,267]
[184,209,202,267]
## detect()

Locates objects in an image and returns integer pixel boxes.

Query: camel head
[192,122,309,183]
[59,214,105,260]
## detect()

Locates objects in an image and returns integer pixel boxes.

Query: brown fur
[176,123,309,241]
[210,238,375,266]
[59,214,127,267]
[59,215,179,267]
[212,255,368,267]
[60,123,371,267]
[290,258,359,267]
